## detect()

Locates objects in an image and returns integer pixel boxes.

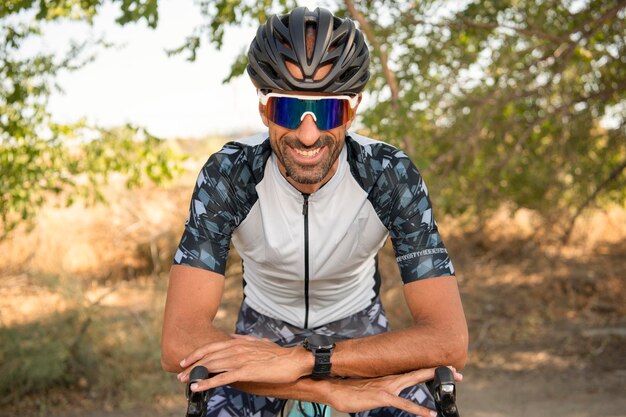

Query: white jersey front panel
[232,146,389,328]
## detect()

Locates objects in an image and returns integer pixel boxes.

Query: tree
[2,0,625,239]
[352,0,626,237]
[0,0,181,238]
[179,0,626,237]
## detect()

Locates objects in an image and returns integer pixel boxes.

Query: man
[161,7,467,417]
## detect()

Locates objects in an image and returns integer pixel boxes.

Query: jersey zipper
[302,193,310,329]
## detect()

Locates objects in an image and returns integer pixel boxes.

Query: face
[263,104,350,186]
[259,61,360,191]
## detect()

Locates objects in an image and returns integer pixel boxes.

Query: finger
[200,357,244,375]
[401,366,463,385]
[445,366,463,381]
[195,343,276,366]
[198,348,247,363]
[180,340,238,367]
[384,393,437,417]
[393,368,437,389]
[178,359,224,383]
[179,357,238,383]
[181,337,267,368]
[392,367,463,395]
[189,369,245,392]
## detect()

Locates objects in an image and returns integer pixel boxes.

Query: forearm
[161,265,229,373]
[161,324,231,373]
[190,368,462,416]
[332,323,468,378]
[329,277,469,378]
[232,378,331,404]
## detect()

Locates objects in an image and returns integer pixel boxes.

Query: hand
[178,334,313,389]
[325,367,463,416]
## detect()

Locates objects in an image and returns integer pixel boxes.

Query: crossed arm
[161,264,467,414]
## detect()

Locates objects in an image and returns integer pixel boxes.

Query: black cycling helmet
[247,7,370,94]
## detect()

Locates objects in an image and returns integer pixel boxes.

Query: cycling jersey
[174,132,454,328]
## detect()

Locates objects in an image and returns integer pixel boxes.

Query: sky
[43,0,323,139]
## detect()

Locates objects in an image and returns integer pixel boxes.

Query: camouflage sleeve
[378,153,455,283]
[173,144,252,275]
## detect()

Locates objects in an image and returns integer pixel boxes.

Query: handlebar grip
[190,365,210,382]
[428,366,460,417]
[186,366,210,417]
[434,366,455,386]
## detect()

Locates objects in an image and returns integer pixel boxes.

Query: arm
[161,265,319,396]
[161,266,316,391]
[178,275,467,384]
[331,276,468,377]
[164,265,458,416]
[161,265,231,372]
[326,149,468,377]
[162,143,249,371]
[192,367,462,416]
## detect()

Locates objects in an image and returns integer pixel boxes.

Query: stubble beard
[274,133,343,185]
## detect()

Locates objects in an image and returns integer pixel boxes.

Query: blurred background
[1,0,624,416]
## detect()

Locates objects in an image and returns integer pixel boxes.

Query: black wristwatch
[303,334,335,379]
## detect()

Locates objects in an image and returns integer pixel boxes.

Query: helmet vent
[305,22,316,61]
[330,32,347,49]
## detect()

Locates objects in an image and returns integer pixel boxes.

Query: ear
[259,102,269,127]
[345,93,363,130]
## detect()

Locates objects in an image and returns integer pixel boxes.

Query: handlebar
[184,365,461,417]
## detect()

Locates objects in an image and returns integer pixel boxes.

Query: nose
[295,114,321,146]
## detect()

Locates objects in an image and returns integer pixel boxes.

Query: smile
[293,148,322,157]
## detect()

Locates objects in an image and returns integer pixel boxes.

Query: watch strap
[311,349,332,379]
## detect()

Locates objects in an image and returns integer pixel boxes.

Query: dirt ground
[1,171,625,416]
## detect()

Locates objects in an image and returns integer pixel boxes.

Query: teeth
[294,148,321,157]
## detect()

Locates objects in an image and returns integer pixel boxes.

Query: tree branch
[570,0,626,40]
[344,0,399,110]
[344,1,414,154]
[552,0,626,60]
[562,158,626,244]
[454,16,566,44]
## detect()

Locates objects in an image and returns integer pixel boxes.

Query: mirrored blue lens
[265,97,353,130]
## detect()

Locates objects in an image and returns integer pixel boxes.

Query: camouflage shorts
[204,298,435,417]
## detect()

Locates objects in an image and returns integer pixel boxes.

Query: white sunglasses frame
[258,91,360,109]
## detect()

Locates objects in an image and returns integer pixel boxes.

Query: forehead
[283,58,334,91]
[271,63,341,97]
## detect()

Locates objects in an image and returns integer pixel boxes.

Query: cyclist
[161,6,468,417]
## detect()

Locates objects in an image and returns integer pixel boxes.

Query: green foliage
[1,123,185,237]
[0,0,157,25]
[0,2,184,239]
[167,0,297,59]
[176,0,626,229]
[2,0,625,237]
[223,46,249,83]
[353,0,626,223]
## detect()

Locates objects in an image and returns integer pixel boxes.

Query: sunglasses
[259,91,359,130]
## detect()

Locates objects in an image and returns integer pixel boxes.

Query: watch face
[306,334,335,349]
